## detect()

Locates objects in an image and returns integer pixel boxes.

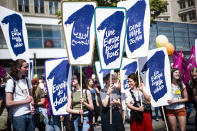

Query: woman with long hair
[87,78,99,129]
[31,78,45,130]
[190,67,197,130]
[100,73,125,131]
[5,59,35,131]
[125,73,152,131]
[166,68,188,131]
[66,74,93,131]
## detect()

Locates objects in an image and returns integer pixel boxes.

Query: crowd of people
[0,59,197,131]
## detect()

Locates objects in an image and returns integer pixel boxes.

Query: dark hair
[171,68,183,91]
[40,76,45,81]
[87,78,93,88]
[128,72,139,86]
[190,67,197,89]
[103,73,110,82]
[73,73,87,89]
[10,59,26,80]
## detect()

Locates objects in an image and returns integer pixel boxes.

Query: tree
[150,0,168,22]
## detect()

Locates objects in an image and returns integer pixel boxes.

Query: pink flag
[0,65,6,77]
[183,45,197,84]
[85,66,92,79]
[172,49,190,79]
[172,50,183,77]
[188,45,197,66]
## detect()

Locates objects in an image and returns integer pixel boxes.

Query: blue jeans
[155,107,159,118]
[13,113,35,131]
[74,116,90,131]
[45,115,61,131]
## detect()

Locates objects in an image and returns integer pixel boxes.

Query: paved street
[94,108,196,131]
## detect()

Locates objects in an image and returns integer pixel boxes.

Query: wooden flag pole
[110,71,112,124]
[61,120,64,131]
[137,58,143,106]
[162,106,169,131]
[80,66,83,124]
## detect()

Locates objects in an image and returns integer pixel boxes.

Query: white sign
[117,0,150,58]
[62,2,96,65]
[0,6,29,62]
[95,7,127,69]
[45,57,72,115]
[95,61,111,89]
[120,58,137,93]
[138,48,171,107]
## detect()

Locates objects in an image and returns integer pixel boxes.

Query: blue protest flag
[45,57,72,115]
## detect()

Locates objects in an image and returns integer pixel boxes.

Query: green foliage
[55,11,62,24]
[150,0,168,22]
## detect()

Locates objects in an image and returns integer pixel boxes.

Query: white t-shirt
[5,78,32,117]
[166,83,186,110]
[125,89,144,106]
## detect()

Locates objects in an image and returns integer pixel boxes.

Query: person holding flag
[166,68,188,131]
[125,73,152,131]
[100,73,125,131]
[66,74,94,131]
[5,59,35,131]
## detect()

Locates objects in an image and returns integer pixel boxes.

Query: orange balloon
[163,43,175,55]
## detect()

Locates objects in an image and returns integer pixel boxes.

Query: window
[18,0,29,12]
[180,1,186,9]
[164,6,168,12]
[180,15,187,22]
[189,11,196,20]
[27,24,64,48]
[188,0,194,7]
[49,1,59,15]
[34,0,44,13]
[163,18,168,21]
[40,0,44,13]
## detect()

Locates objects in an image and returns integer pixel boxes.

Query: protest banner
[117,0,150,58]
[45,57,72,115]
[120,58,137,93]
[0,6,29,62]
[95,61,111,89]
[62,2,96,65]
[95,7,127,70]
[138,47,171,107]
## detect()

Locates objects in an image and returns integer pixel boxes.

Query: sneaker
[156,118,159,121]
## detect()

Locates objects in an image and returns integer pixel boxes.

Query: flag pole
[110,70,112,124]
[162,106,169,131]
[137,58,142,105]
[80,66,83,124]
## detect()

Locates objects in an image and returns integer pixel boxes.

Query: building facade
[0,0,197,77]
[156,0,197,23]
